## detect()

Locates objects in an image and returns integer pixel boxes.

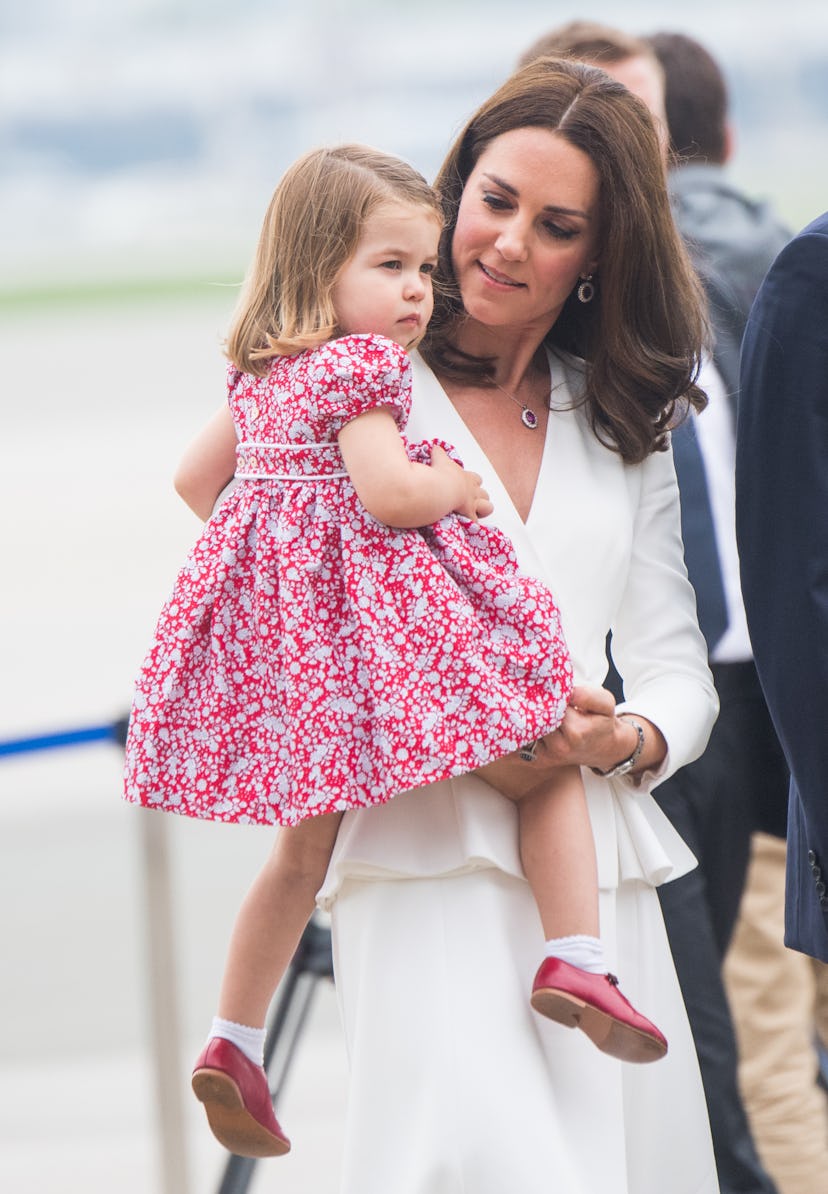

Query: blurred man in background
[518,22,668,142]
[649,34,828,1194]
[519,23,789,1194]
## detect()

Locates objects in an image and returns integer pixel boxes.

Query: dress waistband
[235,441,348,481]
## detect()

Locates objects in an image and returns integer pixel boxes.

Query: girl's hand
[430,445,494,521]
[339,411,493,528]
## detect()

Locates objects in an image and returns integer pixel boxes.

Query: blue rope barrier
[0,718,128,758]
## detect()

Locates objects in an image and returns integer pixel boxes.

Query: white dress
[318,349,721,1194]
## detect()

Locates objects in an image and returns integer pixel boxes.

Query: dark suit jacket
[736,211,828,962]
[668,165,790,646]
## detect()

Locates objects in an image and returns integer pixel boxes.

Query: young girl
[123,143,666,1160]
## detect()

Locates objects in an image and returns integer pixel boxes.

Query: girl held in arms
[124,142,665,1160]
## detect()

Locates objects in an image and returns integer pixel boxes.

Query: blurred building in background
[2,0,828,292]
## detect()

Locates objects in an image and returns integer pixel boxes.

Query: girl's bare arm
[337,407,492,527]
[174,404,237,520]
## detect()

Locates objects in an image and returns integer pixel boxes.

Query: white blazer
[319,348,718,907]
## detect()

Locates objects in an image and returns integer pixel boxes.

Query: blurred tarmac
[0,297,348,1192]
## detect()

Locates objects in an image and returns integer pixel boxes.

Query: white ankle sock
[544,934,606,974]
[209,1016,266,1066]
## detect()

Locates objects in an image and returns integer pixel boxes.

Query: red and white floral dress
[123,334,574,826]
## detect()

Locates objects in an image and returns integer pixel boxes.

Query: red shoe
[191,1038,291,1157]
[531,957,668,1064]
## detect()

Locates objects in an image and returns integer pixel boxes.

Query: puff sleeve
[308,333,412,437]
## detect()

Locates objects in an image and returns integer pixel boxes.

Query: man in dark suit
[736,211,828,965]
[641,33,793,1194]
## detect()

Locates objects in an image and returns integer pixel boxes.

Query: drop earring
[577,274,595,304]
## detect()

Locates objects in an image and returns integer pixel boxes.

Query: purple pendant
[521,407,538,429]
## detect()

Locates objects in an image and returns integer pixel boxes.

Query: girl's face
[451,127,601,337]
[332,201,441,351]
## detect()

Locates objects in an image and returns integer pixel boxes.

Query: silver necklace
[492,379,541,430]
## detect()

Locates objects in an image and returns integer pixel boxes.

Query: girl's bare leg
[217,811,342,1027]
[193,811,343,1157]
[513,765,599,940]
[502,764,667,1062]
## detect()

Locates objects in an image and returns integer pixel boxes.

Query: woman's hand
[430,445,494,522]
[538,684,622,769]
[475,684,667,798]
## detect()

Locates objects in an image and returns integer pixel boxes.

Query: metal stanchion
[215,915,334,1194]
[140,805,192,1194]
[109,717,193,1194]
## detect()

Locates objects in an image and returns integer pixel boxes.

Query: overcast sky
[3,0,827,286]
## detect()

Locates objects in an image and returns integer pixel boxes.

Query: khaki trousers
[724,833,828,1194]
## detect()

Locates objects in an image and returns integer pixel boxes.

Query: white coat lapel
[408,353,553,584]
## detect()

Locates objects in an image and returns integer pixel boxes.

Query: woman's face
[451,126,601,337]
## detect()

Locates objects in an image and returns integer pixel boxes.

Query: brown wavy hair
[420,56,708,463]
[226,144,442,376]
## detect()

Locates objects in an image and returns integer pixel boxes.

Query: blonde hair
[226,144,442,375]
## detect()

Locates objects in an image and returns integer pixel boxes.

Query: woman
[316,58,720,1194]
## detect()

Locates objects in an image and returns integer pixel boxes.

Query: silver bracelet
[591,716,645,779]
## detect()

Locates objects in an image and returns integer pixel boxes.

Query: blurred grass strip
[0,274,241,312]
